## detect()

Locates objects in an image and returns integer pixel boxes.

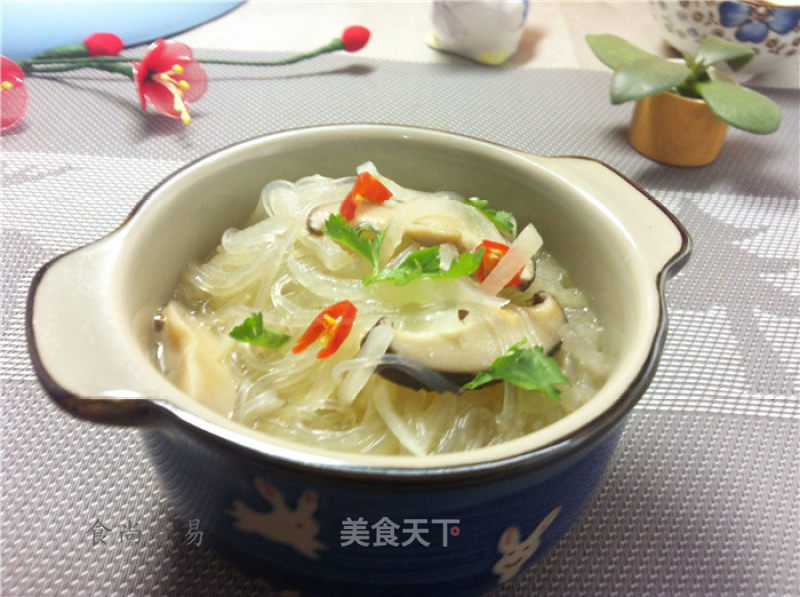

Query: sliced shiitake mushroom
[377,291,567,390]
[307,201,395,235]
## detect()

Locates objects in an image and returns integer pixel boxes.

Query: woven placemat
[2,52,797,596]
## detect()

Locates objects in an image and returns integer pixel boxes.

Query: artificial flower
[719,2,800,43]
[10,25,371,130]
[1,56,29,131]
[132,39,208,124]
[83,33,124,57]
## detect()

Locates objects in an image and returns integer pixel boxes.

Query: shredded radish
[333,353,464,396]
[372,387,428,456]
[335,323,394,403]
[481,223,543,295]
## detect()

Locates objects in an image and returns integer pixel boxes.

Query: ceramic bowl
[650,0,800,83]
[27,124,690,596]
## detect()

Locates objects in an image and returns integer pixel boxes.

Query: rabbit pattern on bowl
[228,479,327,560]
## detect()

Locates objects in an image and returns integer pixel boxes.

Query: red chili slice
[340,172,393,221]
[475,240,523,287]
[292,300,358,359]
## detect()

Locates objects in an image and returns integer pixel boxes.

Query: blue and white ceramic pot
[28,125,691,596]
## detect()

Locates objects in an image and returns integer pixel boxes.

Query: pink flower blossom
[1,56,29,131]
[132,39,208,124]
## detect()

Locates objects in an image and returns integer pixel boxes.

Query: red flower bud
[341,26,370,52]
[83,33,124,57]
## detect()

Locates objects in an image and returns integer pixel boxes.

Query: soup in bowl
[155,160,609,457]
[27,124,690,596]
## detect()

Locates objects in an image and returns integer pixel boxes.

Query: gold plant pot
[628,91,729,167]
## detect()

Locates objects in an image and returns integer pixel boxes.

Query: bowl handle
[520,153,692,277]
[27,232,162,425]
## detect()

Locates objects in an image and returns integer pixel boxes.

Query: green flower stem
[26,64,90,74]
[32,44,89,60]
[19,38,346,71]
[19,56,127,71]
[200,39,345,65]
[87,62,135,79]
[25,60,134,79]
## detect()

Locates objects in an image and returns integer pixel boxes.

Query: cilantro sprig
[465,197,516,239]
[230,312,290,348]
[323,214,483,286]
[323,214,384,276]
[463,342,570,399]
[365,246,484,286]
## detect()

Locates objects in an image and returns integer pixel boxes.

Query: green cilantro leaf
[324,213,483,287]
[465,197,516,239]
[230,312,290,348]
[463,342,570,399]
[433,247,485,279]
[364,246,484,286]
[365,246,440,286]
[323,213,385,275]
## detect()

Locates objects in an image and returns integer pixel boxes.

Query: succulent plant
[586,34,781,134]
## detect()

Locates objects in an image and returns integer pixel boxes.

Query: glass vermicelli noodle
[154,163,609,456]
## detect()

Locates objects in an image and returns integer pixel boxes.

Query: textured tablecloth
[2,51,798,596]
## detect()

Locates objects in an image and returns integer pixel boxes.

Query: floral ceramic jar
[650,0,800,81]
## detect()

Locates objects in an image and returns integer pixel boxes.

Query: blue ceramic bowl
[27,125,690,596]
